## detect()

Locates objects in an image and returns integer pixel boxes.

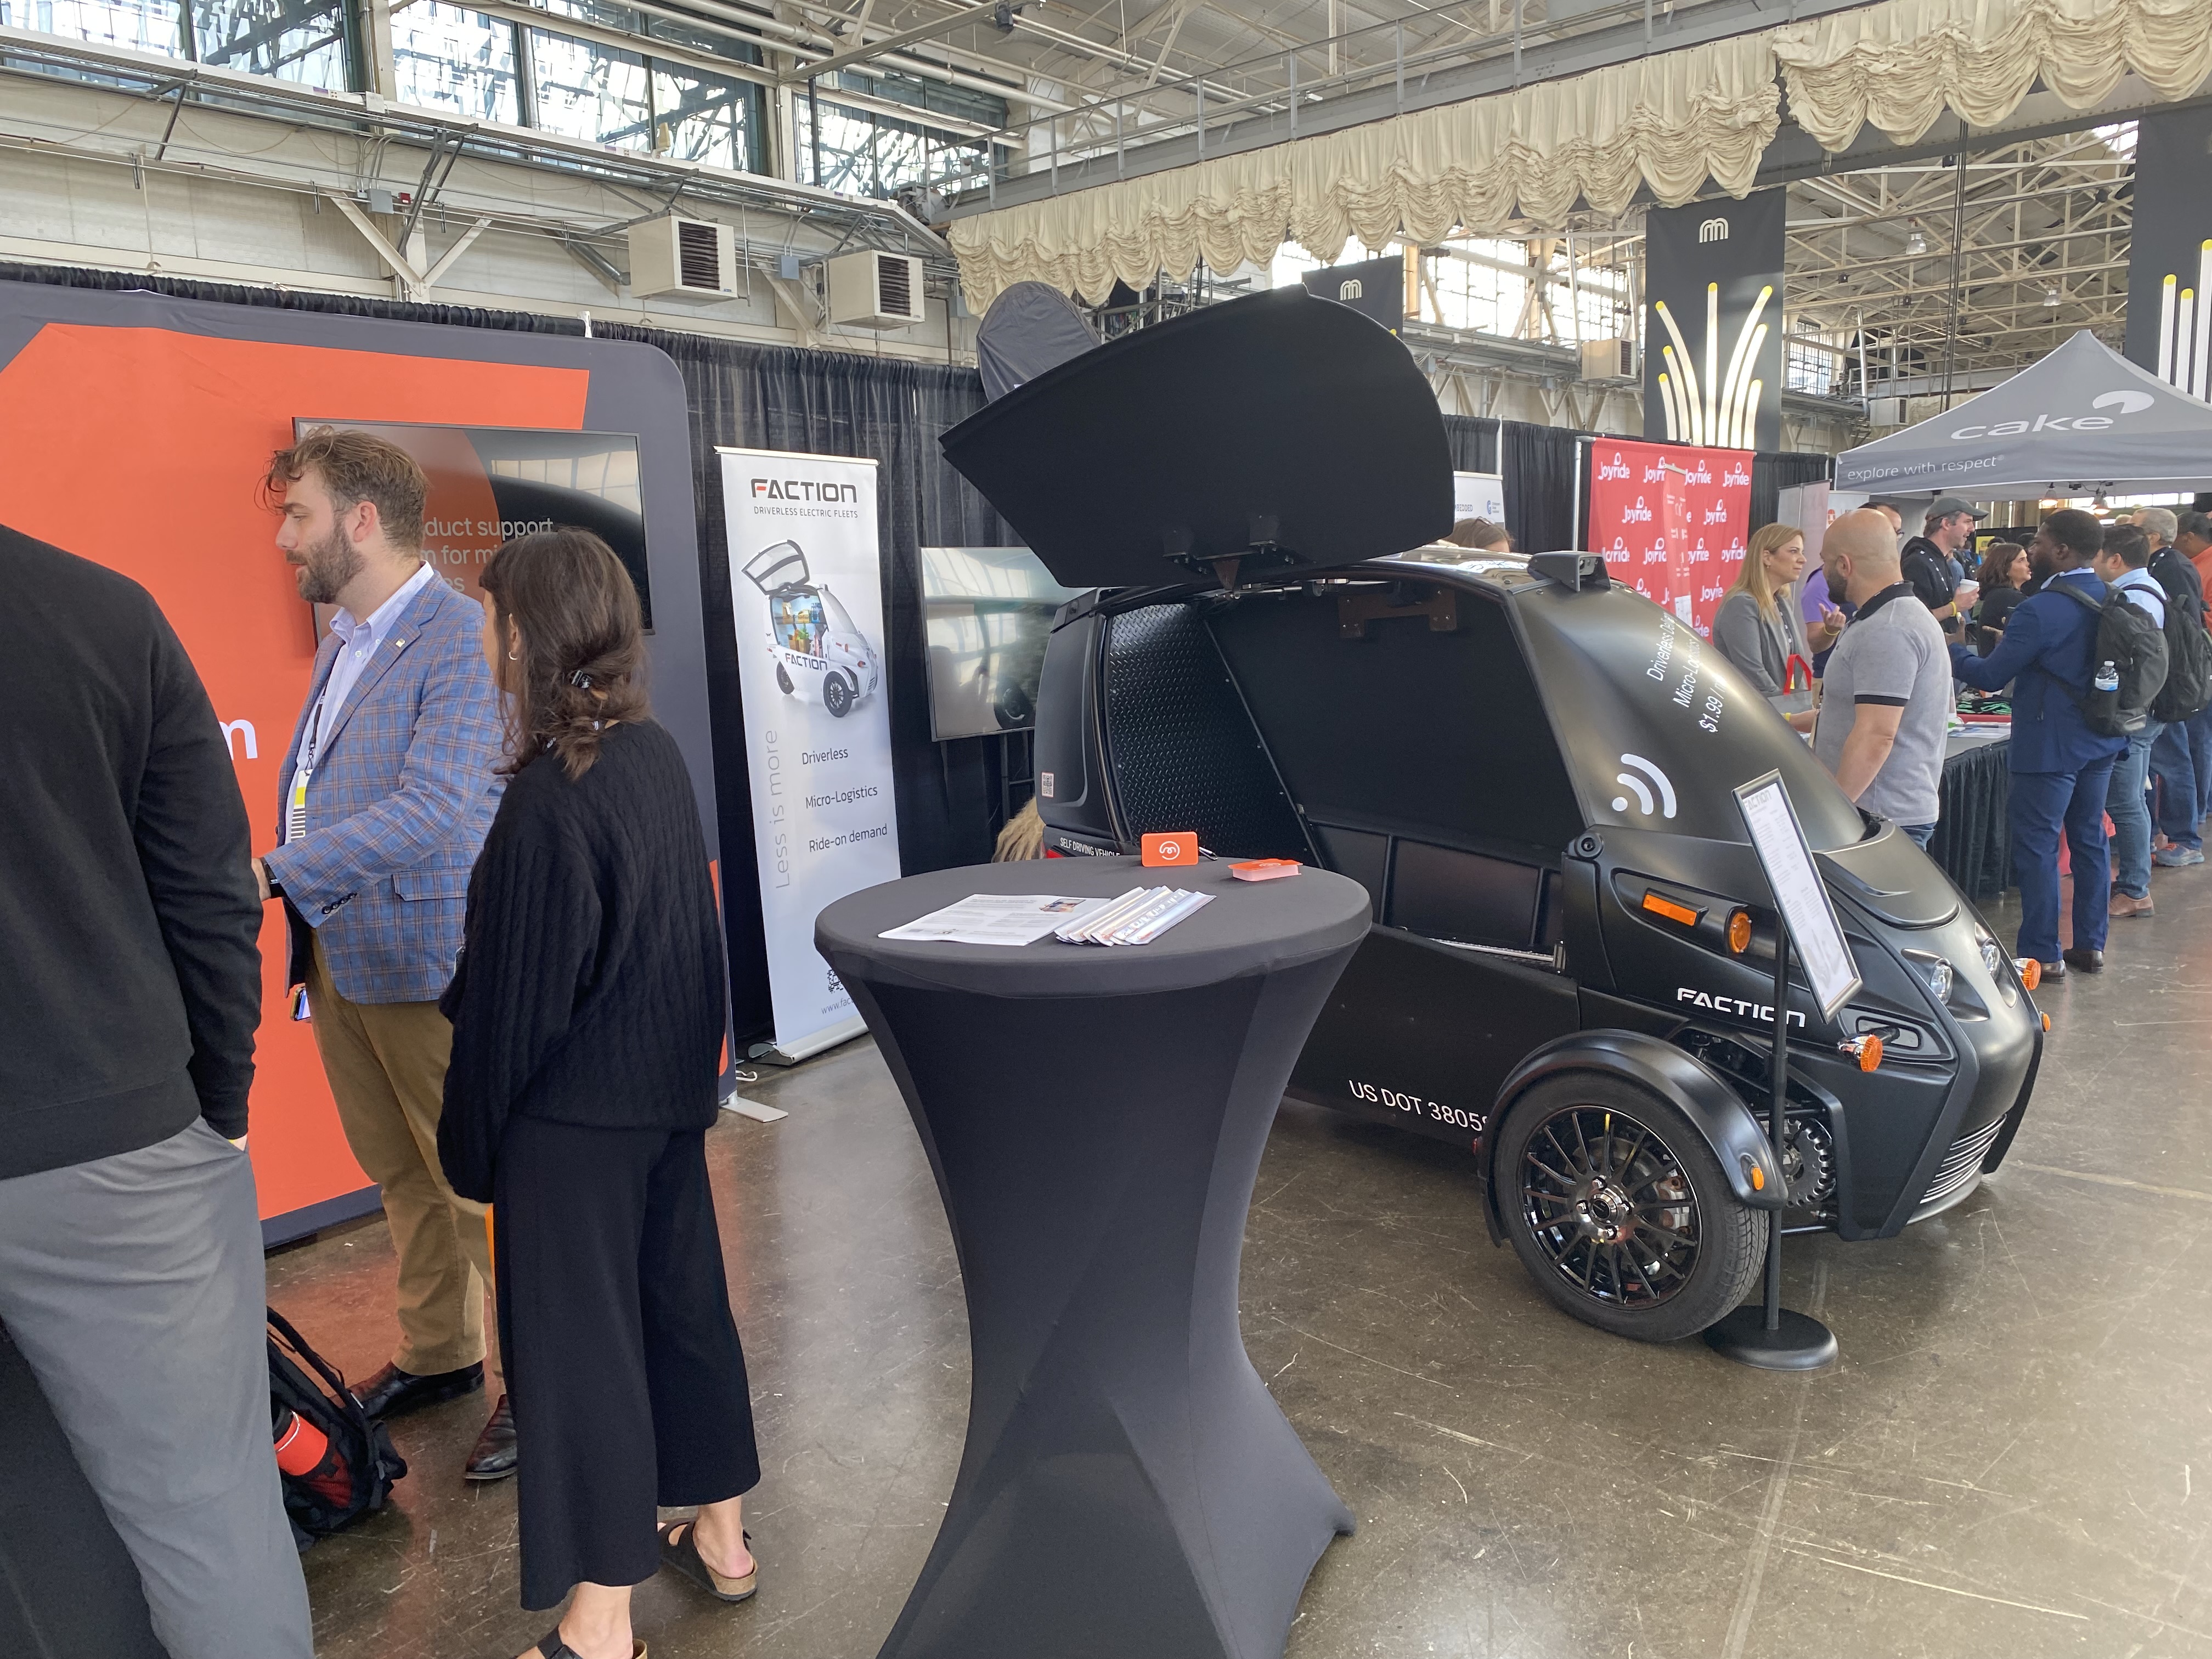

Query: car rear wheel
[823,673,854,718]
[1494,1073,1765,1343]
[776,664,795,695]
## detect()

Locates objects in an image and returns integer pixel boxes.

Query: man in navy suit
[1951,509,2127,977]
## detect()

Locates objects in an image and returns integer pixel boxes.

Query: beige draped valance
[949,0,2212,308]
[1772,0,2212,149]
[949,34,1781,308]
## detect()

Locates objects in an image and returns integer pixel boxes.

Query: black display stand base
[1702,1305,1838,1371]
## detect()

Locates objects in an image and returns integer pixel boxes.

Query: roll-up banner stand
[1452,470,1506,527]
[718,447,902,1064]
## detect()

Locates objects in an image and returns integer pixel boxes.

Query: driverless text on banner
[719,447,902,1062]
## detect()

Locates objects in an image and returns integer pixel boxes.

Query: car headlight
[1973,926,2018,1004]
[1904,950,1954,1003]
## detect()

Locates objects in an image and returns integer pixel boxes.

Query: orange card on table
[1142,831,1201,867]
[1229,859,1301,881]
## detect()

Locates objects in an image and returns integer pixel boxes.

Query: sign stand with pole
[1704,770,1868,1371]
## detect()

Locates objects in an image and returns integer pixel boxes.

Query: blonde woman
[1713,524,1835,731]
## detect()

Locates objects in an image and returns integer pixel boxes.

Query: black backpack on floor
[267,1308,407,1550]
[2057,583,2168,737]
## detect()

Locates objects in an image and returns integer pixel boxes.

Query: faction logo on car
[1677,986,1808,1027]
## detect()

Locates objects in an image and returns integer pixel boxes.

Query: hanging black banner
[2124,105,2212,397]
[1642,189,1786,452]
[1301,254,1406,335]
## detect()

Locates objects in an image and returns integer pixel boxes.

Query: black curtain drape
[1752,451,1835,532]
[1440,414,1499,475]
[1498,420,1580,552]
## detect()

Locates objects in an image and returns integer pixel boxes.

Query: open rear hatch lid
[940,286,1453,591]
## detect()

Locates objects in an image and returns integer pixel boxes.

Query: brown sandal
[656,1520,757,1604]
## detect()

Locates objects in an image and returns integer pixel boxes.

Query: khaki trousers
[306,938,494,1378]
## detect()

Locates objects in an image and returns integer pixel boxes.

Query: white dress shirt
[284,560,441,844]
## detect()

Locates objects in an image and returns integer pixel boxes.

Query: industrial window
[797,82,1008,202]
[3,0,182,59]
[1,0,349,88]
[391,2,518,124]
[192,0,349,89]
[527,25,649,150]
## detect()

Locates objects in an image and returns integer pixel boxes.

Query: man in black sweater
[0,525,312,1657]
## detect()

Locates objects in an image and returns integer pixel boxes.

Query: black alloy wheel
[823,673,854,718]
[776,663,795,695]
[1495,1073,1765,1342]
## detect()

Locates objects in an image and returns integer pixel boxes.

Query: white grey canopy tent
[1835,331,2212,498]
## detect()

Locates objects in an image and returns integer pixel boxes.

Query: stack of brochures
[1052,886,1214,946]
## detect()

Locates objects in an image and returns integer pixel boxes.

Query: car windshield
[1511,580,1867,852]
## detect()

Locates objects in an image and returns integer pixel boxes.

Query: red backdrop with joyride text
[1587,440,1753,639]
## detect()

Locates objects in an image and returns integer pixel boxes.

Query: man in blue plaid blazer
[253,429,515,1477]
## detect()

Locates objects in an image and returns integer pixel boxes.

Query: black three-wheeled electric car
[941,287,2044,1342]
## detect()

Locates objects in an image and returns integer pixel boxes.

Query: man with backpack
[2148,508,2212,867]
[2096,524,2181,918]
[1950,509,2131,977]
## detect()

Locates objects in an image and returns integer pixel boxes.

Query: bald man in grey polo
[1814,578,1954,840]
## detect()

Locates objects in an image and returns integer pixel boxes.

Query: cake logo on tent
[2153,242,2212,397]
[1653,281,1773,449]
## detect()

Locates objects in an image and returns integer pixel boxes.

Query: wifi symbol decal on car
[1612,754,1677,819]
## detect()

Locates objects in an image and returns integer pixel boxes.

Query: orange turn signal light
[1857,1034,1883,1072]
[2042,1012,2051,1032]
[1749,1164,1766,1192]
[2018,958,2040,991]
[1642,891,1702,927]
[1727,909,1753,954]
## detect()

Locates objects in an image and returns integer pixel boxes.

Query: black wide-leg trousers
[493,1118,761,1610]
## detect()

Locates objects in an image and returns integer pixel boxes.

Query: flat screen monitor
[297,420,652,630]
[921,545,1081,741]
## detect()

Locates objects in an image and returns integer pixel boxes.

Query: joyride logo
[1597,452,1632,481]
[1722,460,1751,487]
[1622,495,1655,523]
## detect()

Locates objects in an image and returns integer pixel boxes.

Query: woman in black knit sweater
[438,530,760,1659]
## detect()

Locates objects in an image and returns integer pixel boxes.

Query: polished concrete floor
[286,867,2212,1659]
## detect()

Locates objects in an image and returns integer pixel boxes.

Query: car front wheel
[1494,1073,1765,1342]
[823,674,854,718]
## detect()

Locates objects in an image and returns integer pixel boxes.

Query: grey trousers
[0,1119,313,1659]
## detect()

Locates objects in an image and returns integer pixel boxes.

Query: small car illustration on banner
[743,539,882,719]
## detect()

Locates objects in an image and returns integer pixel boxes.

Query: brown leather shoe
[2109,892,2155,919]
